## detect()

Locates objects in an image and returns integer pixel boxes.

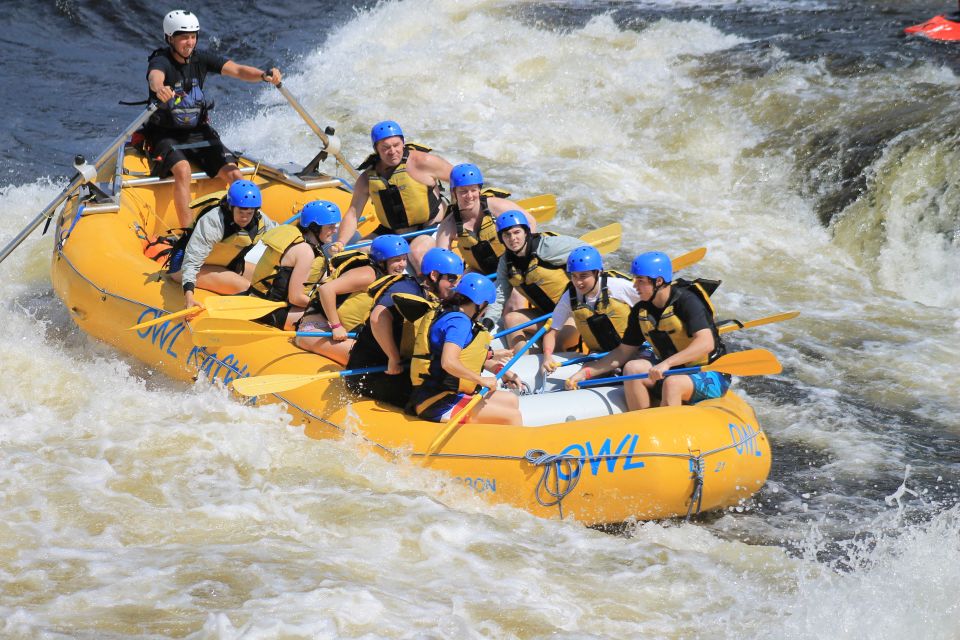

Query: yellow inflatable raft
[49,143,772,525]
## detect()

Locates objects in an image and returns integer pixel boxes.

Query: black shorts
[344,370,411,409]
[144,124,237,179]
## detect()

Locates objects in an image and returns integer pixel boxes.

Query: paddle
[556,310,799,368]
[719,310,799,334]
[0,104,158,267]
[517,194,557,225]
[128,296,286,331]
[671,247,706,272]
[191,317,356,347]
[231,365,387,396]
[272,80,358,180]
[493,313,552,339]
[344,194,558,250]
[572,348,782,390]
[425,319,553,458]
[581,222,622,255]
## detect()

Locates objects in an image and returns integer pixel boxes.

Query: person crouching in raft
[343,235,425,408]
[333,120,454,273]
[484,210,586,354]
[539,245,640,376]
[565,251,729,409]
[409,273,522,425]
[246,200,341,330]
[170,179,276,309]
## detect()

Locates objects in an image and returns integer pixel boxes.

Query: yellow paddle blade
[424,394,483,457]
[719,311,800,335]
[516,194,557,224]
[191,318,293,347]
[701,349,782,377]
[203,295,287,320]
[127,307,200,331]
[581,222,622,255]
[232,371,340,396]
[671,247,706,272]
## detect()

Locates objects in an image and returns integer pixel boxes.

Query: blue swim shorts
[688,371,731,404]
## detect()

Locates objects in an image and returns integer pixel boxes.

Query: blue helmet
[370,120,404,147]
[450,163,483,189]
[566,245,603,273]
[456,272,496,306]
[370,234,410,263]
[226,180,262,208]
[421,247,464,277]
[299,200,341,228]
[494,210,529,234]
[630,251,672,283]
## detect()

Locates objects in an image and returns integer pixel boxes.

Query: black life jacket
[146,48,211,130]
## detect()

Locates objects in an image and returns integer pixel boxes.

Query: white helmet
[163,10,200,37]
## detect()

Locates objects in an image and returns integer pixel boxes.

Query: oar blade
[581,223,622,255]
[204,295,287,320]
[671,247,706,272]
[232,371,337,396]
[127,307,198,331]
[703,349,782,377]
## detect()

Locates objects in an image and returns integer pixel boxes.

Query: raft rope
[524,449,582,518]
[686,454,705,521]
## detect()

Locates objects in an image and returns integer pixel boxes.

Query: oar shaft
[274,82,358,180]
[0,104,158,266]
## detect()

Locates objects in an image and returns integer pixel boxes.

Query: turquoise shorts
[688,371,731,403]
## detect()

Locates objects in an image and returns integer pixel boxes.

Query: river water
[1,0,958,637]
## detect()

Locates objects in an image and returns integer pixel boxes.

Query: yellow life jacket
[200,203,267,268]
[412,309,493,415]
[360,142,440,230]
[505,233,570,313]
[249,225,329,301]
[569,271,633,352]
[450,188,511,274]
[635,278,725,366]
[346,275,423,366]
[392,291,443,389]
[335,271,404,333]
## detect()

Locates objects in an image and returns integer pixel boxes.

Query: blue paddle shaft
[577,364,703,389]
[345,225,438,250]
[493,312,552,339]
[340,365,388,377]
[480,320,553,398]
[293,330,357,339]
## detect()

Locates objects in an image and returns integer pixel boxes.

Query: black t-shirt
[621,286,712,347]
[146,48,227,130]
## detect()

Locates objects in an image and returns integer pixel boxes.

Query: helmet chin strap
[651,278,668,299]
